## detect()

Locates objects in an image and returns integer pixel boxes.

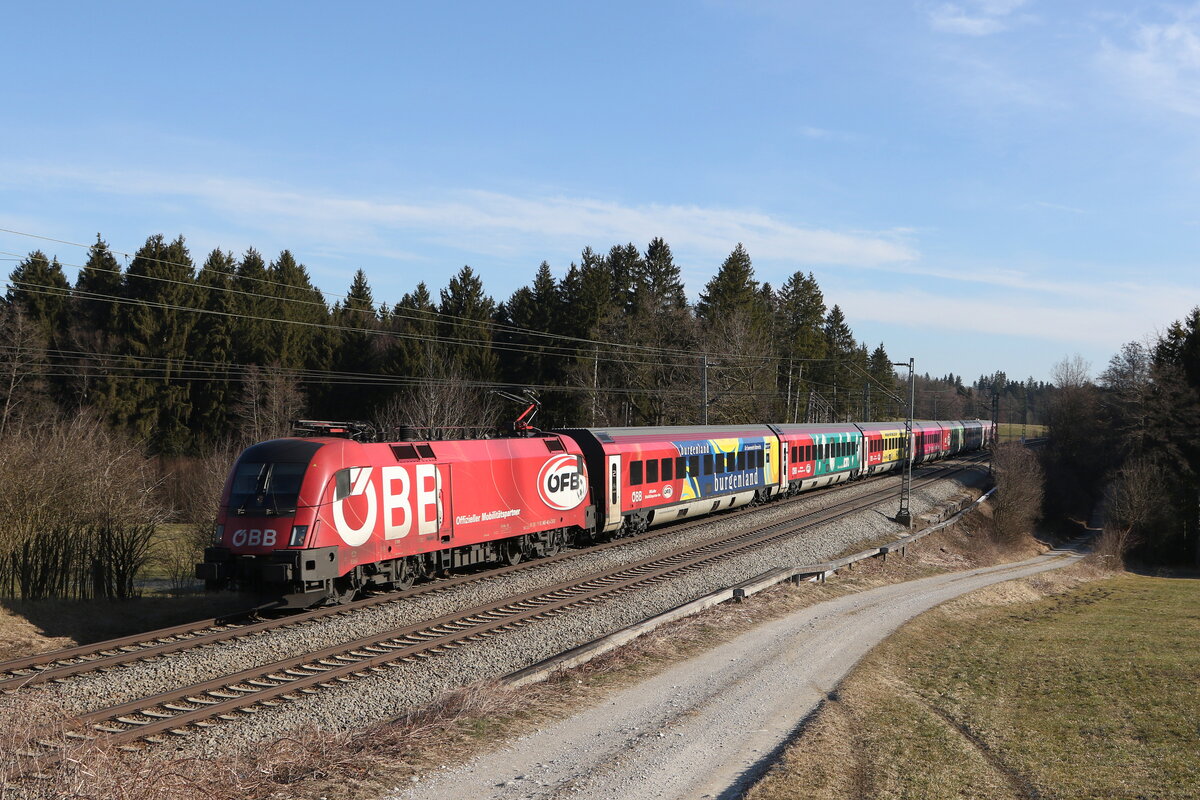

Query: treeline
[0,233,960,454]
[907,371,1052,426]
[1045,309,1200,565]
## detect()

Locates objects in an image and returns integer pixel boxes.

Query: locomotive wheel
[332,573,361,604]
[503,538,523,566]
[542,530,562,558]
[395,557,415,590]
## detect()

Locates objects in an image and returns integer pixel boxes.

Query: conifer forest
[1,232,1197,599]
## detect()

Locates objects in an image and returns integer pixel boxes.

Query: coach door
[604,454,622,534]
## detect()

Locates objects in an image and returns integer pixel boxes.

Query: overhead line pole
[894,358,915,528]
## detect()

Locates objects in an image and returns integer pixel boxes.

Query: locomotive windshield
[229,461,308,515]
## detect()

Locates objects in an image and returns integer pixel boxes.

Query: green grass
[748,571,1200,799]
[995,422,1046,442]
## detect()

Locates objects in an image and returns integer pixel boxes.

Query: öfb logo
[537,455,586,510]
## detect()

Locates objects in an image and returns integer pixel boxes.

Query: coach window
[661,458,673,482]
[689,455,700,476]
[646,459,659,483]
[737,451,746,472]
[726,452,736,472]
[630,461,643,486]
[675,456,686,477]
[704,454,715,475]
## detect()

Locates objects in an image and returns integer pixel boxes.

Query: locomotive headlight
[289,525,309,547]
[213,524,224,544]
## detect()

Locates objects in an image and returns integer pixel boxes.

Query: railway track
[20,455,987,756]
[0,454,981,694]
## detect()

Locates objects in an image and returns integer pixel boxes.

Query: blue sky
[3,1,1199,384]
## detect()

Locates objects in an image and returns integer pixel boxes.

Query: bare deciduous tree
[376,345,501,439]
[0,304,49,439]
[233,364,306,443]
[990,442,1045,544]
[1096,455,1167,569]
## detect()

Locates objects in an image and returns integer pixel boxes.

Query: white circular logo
[662,484,673,499]
[537,455,587,511]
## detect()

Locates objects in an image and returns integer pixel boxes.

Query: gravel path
[387,543,1085,800]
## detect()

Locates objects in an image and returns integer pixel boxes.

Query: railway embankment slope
[388,545,1087,800]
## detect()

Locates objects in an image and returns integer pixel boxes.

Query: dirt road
[389,545,1085,800]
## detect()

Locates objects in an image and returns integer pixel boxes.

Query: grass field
[995,422,1047,442]
[746,569,1200,799]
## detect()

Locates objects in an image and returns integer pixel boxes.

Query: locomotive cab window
[231,461,307,514]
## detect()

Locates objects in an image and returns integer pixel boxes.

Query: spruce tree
[821,305,856,420]
[5,250,70,345]
[438,266,497,380]
[189,250,239,445]
[636,237,687,313]
[111,234,197,452]
[70,237,126,410]
[327,269,380,419]
[696,243,762,325]
[74,236,124,334]
[232,248,272,366]
[270,250,328,371]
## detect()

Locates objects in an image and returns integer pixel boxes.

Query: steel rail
[0,455,972,692]
[60,458,987,749]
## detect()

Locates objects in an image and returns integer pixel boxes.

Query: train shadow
[0,591,255,651]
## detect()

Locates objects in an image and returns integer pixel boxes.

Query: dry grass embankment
[745,565,1200,800]
[1,488,1051,800]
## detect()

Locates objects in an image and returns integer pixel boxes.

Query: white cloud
[926,0,1030,36]
[1099,7,1200,117]
[0,163,919,271]
[841,280,1191,349]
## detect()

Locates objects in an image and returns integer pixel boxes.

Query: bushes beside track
[0,415,170,600]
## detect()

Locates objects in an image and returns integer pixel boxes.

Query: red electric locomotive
[196,424,593,607]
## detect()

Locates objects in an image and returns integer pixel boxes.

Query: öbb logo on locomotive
[332,464,443,547]
[537,454,587,511]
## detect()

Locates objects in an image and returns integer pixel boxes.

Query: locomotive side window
[646,459,659,484]
[630,461,643,486]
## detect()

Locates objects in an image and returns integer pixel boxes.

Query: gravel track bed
[170,466,987,758]
[19,463,980,737]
